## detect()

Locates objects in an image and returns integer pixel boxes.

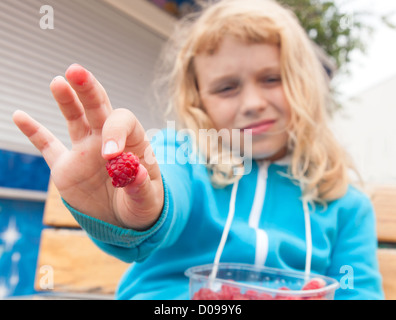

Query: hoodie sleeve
[326,189,385,300]
[64,129,194,263]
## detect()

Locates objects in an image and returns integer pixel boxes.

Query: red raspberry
[302,278,326,291]
[193,288,221,300]
[244,290,273,300]
[301,278,326,299]
[274,286,303,300]
[106,152,140,188]
[219,285,241,300]
[231,293,250,300]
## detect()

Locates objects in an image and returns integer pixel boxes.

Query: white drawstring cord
[208,171,313,286]
[302,197,312,279]
[209,180,239,287]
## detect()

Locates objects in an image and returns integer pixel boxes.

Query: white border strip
[0,187,47,202]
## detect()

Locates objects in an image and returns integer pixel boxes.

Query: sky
[333,0,396,100]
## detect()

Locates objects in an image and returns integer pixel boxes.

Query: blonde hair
[153,0,357,203]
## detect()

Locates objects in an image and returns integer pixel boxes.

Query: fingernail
[51,75,64,84]
[103,140,118,155]
[69,63,82,68]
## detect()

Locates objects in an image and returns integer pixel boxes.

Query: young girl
[13,0,383,300]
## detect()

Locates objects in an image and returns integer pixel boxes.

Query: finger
[101,108,161,179]
[50,75,90,143]
[65,64,112,131]
[12,110,68,169]
[101,108,131,159]
[101,109,164,230]
[101,108,149,158]
[120,164,164,231]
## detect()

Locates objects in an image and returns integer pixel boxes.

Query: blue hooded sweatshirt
[64,129,384,300]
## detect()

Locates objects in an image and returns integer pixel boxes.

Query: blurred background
[0,0,395,299]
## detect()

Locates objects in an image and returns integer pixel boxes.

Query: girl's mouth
[241,119,276,135]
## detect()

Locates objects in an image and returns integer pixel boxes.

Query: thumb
[124,164,149,196]
[101,108,164,230]
[118,164,165,231]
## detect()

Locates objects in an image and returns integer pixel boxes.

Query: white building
[331,74,396,184]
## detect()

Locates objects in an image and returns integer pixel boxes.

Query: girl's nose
[240,83,268,117]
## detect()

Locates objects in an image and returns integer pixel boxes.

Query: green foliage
[279,0,366,73]
[278,0,394,74]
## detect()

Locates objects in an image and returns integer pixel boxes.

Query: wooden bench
[369,184,396,300]
[34,181,396,299]
[34,181,129,298]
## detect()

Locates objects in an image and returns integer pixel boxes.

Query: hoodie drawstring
[302,197,312,278]
[209,164,314,285]
[209,180,239,285]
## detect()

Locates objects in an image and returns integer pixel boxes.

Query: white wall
[331,75,396,183]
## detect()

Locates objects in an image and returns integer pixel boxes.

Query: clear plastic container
[185,263,339,300]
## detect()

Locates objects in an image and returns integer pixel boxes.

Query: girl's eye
[215,82,239,95]
[219,85,236,92]
[268,77,280,82]
[262,75,281,85]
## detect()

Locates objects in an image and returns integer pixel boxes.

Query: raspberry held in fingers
[106,152,140,188]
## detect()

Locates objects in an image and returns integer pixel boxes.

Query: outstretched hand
[13,64,164,231]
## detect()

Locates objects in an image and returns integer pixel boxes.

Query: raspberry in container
[185,263,339,300]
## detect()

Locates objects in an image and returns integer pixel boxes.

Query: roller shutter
[0,0,167,155]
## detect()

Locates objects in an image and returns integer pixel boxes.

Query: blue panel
[0,199,45,298]
[0,150,50,192]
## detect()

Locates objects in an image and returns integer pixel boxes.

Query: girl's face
[195,36,291,161]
